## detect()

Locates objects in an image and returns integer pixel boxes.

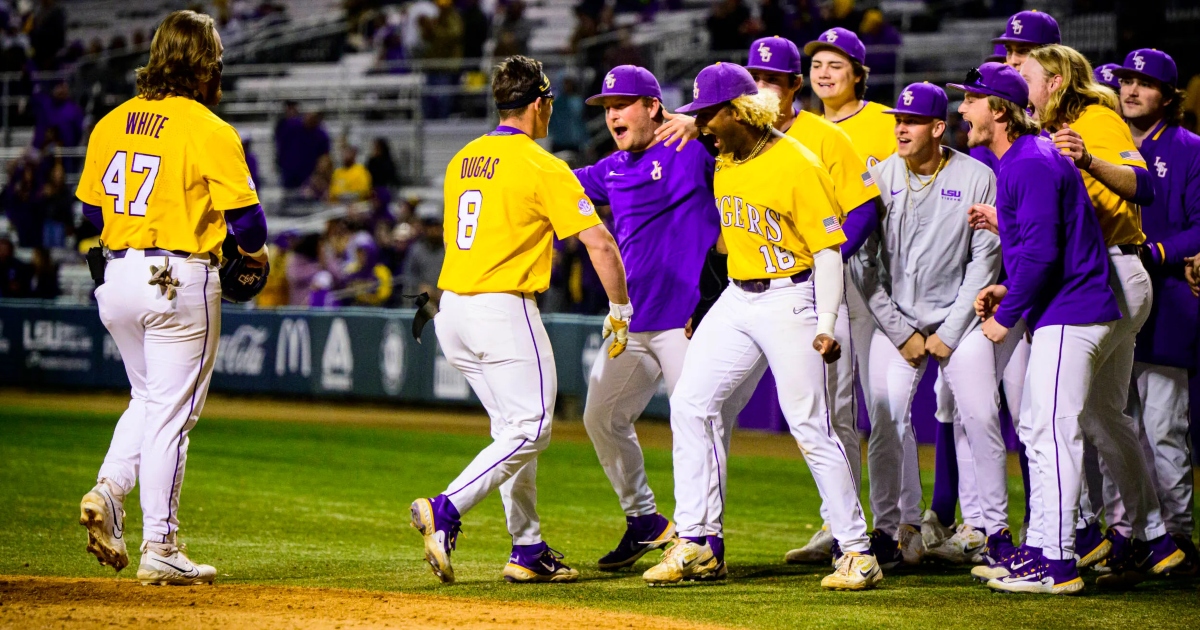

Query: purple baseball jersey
[970,145,1000,174]
[992,134,1120,330]
[1133,121,1200,369]
[574,141,719,333]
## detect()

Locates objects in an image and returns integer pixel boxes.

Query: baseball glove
[219,235,270,303]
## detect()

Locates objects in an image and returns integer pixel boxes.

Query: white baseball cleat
[920,509,954,550]
[79,480,128,572]
[137,541,216,586]
[643,538,718,585]
[821,552,883,590]
[898,523,926,567]
[928,523,988,564]
[785,523,834,564]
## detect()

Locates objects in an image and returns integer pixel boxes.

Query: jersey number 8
[102,151,161,216]
[456,190,482,249]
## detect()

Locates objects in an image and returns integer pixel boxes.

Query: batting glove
[603,301,633,359]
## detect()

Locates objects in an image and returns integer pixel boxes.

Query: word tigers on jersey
[718,195,786,242]
[125,111,169,138]
[460,156,500,180]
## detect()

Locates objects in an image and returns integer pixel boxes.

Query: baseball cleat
[920,510,955,551]
[785,523,834,564]
[821,551,883,591]
[979,528,1016,567]
[410,495,461,584]
[137,541,216,586]
[898,523,925,567]
[868,529,902,570]
[1095,533,1143,589]
[642,538,718,586]
[502,543,579,583]
[1168,533,1199,577]
[687,535,727,582]
[986,558,1083,595]
[79,480,128,572]
[1141,534,1185,576]
[928,523,987,565]
[597,513,675,570]
[972,543,1038,582]
[1074,521,1111,568]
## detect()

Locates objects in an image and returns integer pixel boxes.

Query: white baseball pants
[95,249,221,544]
[670,278,870,553]
[435,291,557,546]
[1132,363,1194,537]
[867,328,1008,535]
[933,371,987,529]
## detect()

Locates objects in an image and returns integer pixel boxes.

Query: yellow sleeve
[793,165,848,253]
[539,158,602,239]
[1076,109,1146,168]
[76,132,107,207]
[200,124,261,211]
[821,129,880,216]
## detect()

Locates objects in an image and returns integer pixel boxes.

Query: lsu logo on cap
[1102,67,1114,82]
[824,30,838,43]
[693,79,700,100]
[605,72,616,89]
[1134,53,1145,71]
[578,198,596,217]
[758,42,772,62]
[1011,18,1023,34]
[901,89,914,106]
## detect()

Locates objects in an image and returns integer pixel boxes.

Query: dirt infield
[0,577,728,630]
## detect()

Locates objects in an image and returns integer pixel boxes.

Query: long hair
[1030,45,1119,131]
[136,11,222,102]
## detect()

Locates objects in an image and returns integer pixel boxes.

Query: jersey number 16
[102,151,161,216]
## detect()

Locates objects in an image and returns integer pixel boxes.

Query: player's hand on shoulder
[925,333,952,362]
[968,203,998,234]
[1053,124,1090,168]
[813,333,841,364]
[603,301,633,359]
[974,284,1007,318]
[655,112,699,151]
[899,331,926,367]
[981,317,1009,344]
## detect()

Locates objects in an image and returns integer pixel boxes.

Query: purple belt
[731,269,812,293]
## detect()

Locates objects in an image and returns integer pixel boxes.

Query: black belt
[1115,244,1139,256]
[731,269,812,294]
[109,248,217,265]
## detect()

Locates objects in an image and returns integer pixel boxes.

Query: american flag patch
[823,216,842,233]
[1119,150,1144,162]
[861,171,875,186]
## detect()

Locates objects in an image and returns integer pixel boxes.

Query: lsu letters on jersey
[716,134,847,280]
[77,96,259,256]
[787,109,880,216]
[1070,104,1147,246]
[438,127,601,294]
[833,100,898,168]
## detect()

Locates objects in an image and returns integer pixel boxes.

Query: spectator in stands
[859,8,901,102]
[375,218,406,274]
[28,246,57,299]
[303,153,334,201]
[706,0,755,52]
[420,0,463,119]
[549,76,588,155]
[286,233,323,307]
[0,236,31,297]
[344,236,395,306]
[329,145,373,202]
[824,0,864,33]
[366,137,400,190]
[2,157,40,248]
[29,0,65,70]
[401,201,445,306]
[37,161,71,248]
[31,79,83,149]
[493,0,533,57]
[276,106,332,190]
[243,136,261,187]
[0,21,29,73]
[460,0,490,61]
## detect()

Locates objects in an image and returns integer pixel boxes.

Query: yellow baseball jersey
[76,95,258,256]
[715,134,847,280]
[438,129,601,294]
[787,110,880,217]
[329,163,372,201]
[1070,104,1147,246]
[832,100,898,168]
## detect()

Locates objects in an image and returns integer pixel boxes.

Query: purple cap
[1093,63,1121,91]
[992,11,1060,46]
[884,82,948,119]
[946,62,1029,109]
[985,43,1007,63]
[1113,49,1178,88]
[804,28,866,65]
[746,36,802,75]
[586,65,662,105]
[676,62,758,114]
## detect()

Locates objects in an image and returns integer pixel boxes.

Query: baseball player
[1024,44,1186,576]
[642,62,880,590]
[855,83,1010,570]
[1095,63,1123,94]
[410,55,632,584]
[1104,49,1200,579]
[573,65,734,570]
[76,11,268,585]
[993,10,1060,71]
[952,62,1121,595]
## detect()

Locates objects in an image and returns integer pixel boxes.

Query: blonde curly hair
[727,90,781,129]
[1029,44,1119,131]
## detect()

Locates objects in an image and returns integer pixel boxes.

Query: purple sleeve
[81,202,103,230]
[226,203,268,253]
[573,156,611,206]
[994,163,1062,328]
[1155,160,1200,265]
[840,199,879,260]
[1131,165,1155,206]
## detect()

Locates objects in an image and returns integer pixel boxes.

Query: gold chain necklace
[731,127,773,164]
[904,148,948,210]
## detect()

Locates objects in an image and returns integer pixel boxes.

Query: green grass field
[2,402,1198,629]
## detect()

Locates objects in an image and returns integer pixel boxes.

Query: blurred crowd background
[1,0,1198,314]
